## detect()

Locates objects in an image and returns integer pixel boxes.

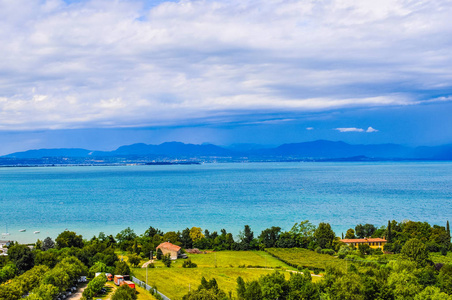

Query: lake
[0,162,451,243]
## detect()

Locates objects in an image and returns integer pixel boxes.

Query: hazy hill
[3,140,452,161]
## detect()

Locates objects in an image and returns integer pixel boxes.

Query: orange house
[156,242,182,260]
[340,237,387,249]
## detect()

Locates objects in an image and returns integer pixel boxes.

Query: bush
[182,259,197,268]
[321,249,335,256]
[315,247,322,254]
[111,284,137,300]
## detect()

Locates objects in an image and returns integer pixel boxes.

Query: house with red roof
[156,242,184,260]
[341,237,387,249]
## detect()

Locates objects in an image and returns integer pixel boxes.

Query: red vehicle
[114,275,124,286]
[120,280,136,290]
[106,273,113,281]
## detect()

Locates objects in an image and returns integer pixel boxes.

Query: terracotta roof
[157,242,181,252]
[341,238,387,243]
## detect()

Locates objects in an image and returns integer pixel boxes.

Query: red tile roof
[157,242,181,252]
[341,238,387,243]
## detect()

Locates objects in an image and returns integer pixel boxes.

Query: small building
[340,237,387,249]
[156,242,183,260]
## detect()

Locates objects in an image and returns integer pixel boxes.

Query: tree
[387,220,393,243]
[128,254,141,268]
[189,227,205,242]
[42,237,55,251]
[181,228,193,249]
[259,271,289,300]
[239,225,256,250]
[111,284,137,300]
[114,261,130,276]
[145,226,163,238]
[162,254,172,267]
[314,223,336,249]
[401,238,429,267]
[163,231,180,245]
[55,231,83,249]
[414,286,450,300]
[345,228,356,239]
[83,273,107,299]
[447,221,451,248]
[259,226,281,249]
[8,244,35,273]
[355,224,376,238]
[156,248,163,260]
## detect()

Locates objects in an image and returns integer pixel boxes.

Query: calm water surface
[0,162,451,243]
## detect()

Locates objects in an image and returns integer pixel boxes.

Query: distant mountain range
[2,140,452,164]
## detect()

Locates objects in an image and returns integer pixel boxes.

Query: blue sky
[0,0,451,154]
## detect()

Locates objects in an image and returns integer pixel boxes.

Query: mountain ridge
[3,140,452,161]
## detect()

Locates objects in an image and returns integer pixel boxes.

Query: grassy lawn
[132,251,298,300]
[266,248,346,272]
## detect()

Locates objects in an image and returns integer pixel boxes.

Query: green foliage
[414,286,451,300]
[27,283,59,300]
[401,238,430,267]
[114,261,131,275]
[83,273,107,299]
[439,264,452,294]
[183,277,227,300]
[0,265,49,300]
[111,284,137,300]
[0,263,17,284]
[7,244,35,273]
[128,254,141,268]
[162,253,172,267]
[259,226,281,249]
[182,258,198,268]
[163,231,180,245]
[42,237,55,251]
[314,223,336,249]
[345,228,356,239]
[189,227,205,243]
[355,223,377,239]
[55,230,84,249]
[156,248,163,260]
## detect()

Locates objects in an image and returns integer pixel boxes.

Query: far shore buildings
[340,237,387,249]
[156,242,187,260]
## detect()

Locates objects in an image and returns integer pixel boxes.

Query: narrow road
[66,283,87,300]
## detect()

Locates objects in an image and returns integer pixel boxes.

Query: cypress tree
[387,220,392,243]
[447,220,450,244]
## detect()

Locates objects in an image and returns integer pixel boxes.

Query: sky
[0,0,452,154]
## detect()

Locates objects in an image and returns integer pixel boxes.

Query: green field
[132,251,298,300]
[266,248,348,272]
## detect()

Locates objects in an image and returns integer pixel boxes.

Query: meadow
[132,251,298,300]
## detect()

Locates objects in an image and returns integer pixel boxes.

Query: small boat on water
[19,229,26,232]
[34,231,40,234]
[2,224,10,236]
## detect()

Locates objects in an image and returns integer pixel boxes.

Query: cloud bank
[1,0,452,130]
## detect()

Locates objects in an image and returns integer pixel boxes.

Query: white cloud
[306,127,314,130]
[0,0,451,130]
[335,126,379,133]
[335,127,365,133]
[366,126,379,132]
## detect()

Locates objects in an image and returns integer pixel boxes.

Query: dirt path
[142,259,154,268]
[66,283,87,300]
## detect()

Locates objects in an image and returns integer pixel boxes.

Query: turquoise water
[0,162,451,243]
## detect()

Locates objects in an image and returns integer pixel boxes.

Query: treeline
[0,231,130,300]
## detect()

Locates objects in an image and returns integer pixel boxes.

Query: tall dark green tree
[314,223,336,249]
[387,220,393,243]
